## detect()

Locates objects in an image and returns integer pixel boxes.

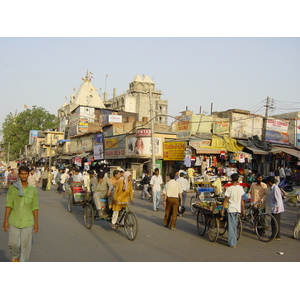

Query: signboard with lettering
[266,119,289,144]
[136,129,151,137]
[163,141,186,161]
[213,121,229,135]
[104,135,126,159]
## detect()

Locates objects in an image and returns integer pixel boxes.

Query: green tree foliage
[1,106,58,160]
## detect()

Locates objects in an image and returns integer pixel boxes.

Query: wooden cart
[192,203,242,242]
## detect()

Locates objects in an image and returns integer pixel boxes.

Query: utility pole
[149,89,156,173]
[262,96,270,142]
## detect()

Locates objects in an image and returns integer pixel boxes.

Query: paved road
[0,186,299,262]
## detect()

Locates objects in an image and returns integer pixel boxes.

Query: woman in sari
[110,171,133,229]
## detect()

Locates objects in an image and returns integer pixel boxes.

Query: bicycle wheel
[124,211,138,241]
[197,210,206,236]
[237,215,242,240]
[207,215,219,242]
[254,213,278,242]
[67,194,73,212]
[218,218,227,235]
[84,204,94,229]
[190,196,197,214]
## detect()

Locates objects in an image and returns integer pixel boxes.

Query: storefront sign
[176,115,191,138]
[266,119,289,144]
[189,139,211,148]
[296,120,300,147]
[213,121,229,135]
[163,141,185,161]
[136,129,151,137]
[102,114,122,124]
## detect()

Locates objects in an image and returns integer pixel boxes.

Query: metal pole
[49,134,52,170]
[150,90,156,173]
[262,96,270,141]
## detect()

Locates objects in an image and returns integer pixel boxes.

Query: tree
[1,106,58,160]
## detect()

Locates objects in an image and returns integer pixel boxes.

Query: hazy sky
[1,37,299,130]
[1,2,299,137]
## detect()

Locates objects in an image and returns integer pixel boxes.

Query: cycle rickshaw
[83,192,138,241]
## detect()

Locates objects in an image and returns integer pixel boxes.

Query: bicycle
[242,199,278,242]
[190,185,215,214]
[83,196,138,241]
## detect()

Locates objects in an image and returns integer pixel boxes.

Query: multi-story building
[104,75,168,125]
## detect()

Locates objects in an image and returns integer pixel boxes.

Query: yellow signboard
[163,141,185,161]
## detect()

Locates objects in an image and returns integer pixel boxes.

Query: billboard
[297,120,300,147]
[266,119,289,144]
[127,137,162,156]
[213,121,229,135]
[104,135,126,159]
[29,130,42,144]
[94,133,104,160]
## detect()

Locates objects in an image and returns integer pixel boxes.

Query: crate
[73,192,86,202]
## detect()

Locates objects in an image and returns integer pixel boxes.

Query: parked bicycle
[241,199,278,242]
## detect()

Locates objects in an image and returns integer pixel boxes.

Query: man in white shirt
[176,172,189,212]
[73,170,83,183]
[163,172,183,229]
[28,169,38,187]
[60,170,69,193]
[150,168,163,211]
[221,173,245,248]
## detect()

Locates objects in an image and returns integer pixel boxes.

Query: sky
[1,37,299,132]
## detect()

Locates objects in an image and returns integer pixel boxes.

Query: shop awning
[236,139,269,155]
[58,155,73,160]
[272,146,300,158]
[191,144,226,154]
[76,152,90,158]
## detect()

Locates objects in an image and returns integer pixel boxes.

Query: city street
[0,186,299,262]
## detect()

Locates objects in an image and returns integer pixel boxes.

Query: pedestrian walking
[163,172,183,229]
[150,168,163,211]
[140,170,151,199]
[221,173,245,248]
[176,172,189,216]
[2,166,39,262]
[41,168,49,191]
[266,176,284,240]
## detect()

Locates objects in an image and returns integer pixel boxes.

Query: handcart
[67,182,87,213]
[192,202,242,242]
[190,186,215,214]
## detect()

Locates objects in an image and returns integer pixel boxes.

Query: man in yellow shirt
[248,173,268,211]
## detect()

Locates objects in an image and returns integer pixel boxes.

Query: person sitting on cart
[91,171,113,216]
[221,173,245,248]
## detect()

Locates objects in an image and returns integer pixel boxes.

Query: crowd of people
[1,163,300,262]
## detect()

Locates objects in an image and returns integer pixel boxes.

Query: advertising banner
[213,121,229,135]
[266,119,289,144]
[297,120,300,147]
[94,133,104,160]
[127,137,162,155]
[176,115,191,138]
[29,130,41,144]
[163,141,185,161]
[104,135,126,159]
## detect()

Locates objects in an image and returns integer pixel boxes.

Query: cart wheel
[197,210,206,236]
[124,211,138,241]
[83,204,94,229]
[67,194,73,212]
[190,196,197,214]
[237,215,242,240]
[207,215,219,242]
[254,213,278,242]
[218,218,227,235]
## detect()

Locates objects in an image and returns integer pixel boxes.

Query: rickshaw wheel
[67,194,73,212]
[84,204,94,229]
